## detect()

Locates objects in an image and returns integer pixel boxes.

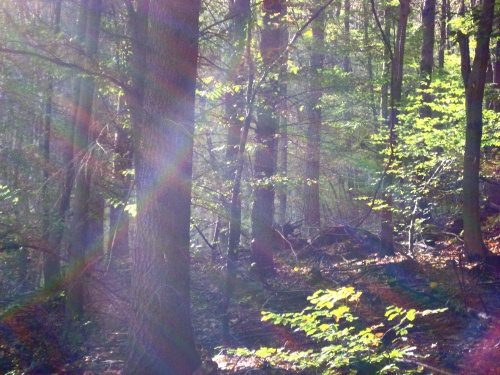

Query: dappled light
[0,0,499,374]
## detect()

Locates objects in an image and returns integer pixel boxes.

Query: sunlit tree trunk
[125,0,202,373]
[458,0,494,261]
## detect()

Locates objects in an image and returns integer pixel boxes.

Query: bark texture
[380,0,410,256]
[458,0,495,260]
[304,10,325,230]
[66,0,102,325]
[250,0,284,277]
[125,0,202,373]
[420,0,435,118]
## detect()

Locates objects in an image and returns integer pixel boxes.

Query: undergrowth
[223,287,447,374]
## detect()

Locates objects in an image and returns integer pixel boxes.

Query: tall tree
[125,0,202,373]
[304,9,326,230]
[379,0,410,256]
[66,0,102,326]
[277,2,289,225]
[250,0,284,276]
[458,0,495,260]
[43,0,62,288]
[438,0,447,69]
[223,0,251,338]
[420,0,436,119]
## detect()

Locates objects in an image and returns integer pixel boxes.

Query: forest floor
[189,223,500,375]
[1,220,500,374]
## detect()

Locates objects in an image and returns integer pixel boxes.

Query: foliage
[227,287,447,374]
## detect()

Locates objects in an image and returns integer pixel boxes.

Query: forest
[0,0,499,374]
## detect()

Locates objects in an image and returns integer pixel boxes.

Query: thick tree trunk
[251,0,284,277]
[458,0,494,260]
[304,10,325,231]
[66,0,102,326]
[125,1,201,373]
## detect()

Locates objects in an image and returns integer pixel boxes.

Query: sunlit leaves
[229,287,447,374]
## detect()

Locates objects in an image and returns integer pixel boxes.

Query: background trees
[0,0,498,373]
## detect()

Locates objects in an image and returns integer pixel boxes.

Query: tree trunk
[108,93,133,264]
[304,10,325,231]
[66,0,102,326]
[125,0,202,373]
[458,0,495,260]
[493,40,500,112]
[380,6,392,123]
[222,0,250,338]
[278,3,289,225]
[380,0,410,256]
[43,0,63,289]
[363,1,377,122]
[343,0,351,73]
[438,0,447,69]
[250,0,284,277]
[49,0,87,291]
[420,0,435,119]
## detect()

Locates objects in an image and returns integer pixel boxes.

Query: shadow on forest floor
[1,222,499,374]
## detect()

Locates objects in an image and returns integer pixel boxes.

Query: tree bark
[125,0,202,373]
[420,0,436,118]
[493,40,500,112]
[277,3,289,225]
[438,0,447,69]
[304,10,325,231]
[223,0,250,338]
[49,0,87,291]
[250,0,284,277]
[66,0,102,326]
[380,0,410,256]
[458,0,495,260]
[42,0,62,288]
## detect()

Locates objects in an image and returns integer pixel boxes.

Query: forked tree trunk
[125,1,202,373]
